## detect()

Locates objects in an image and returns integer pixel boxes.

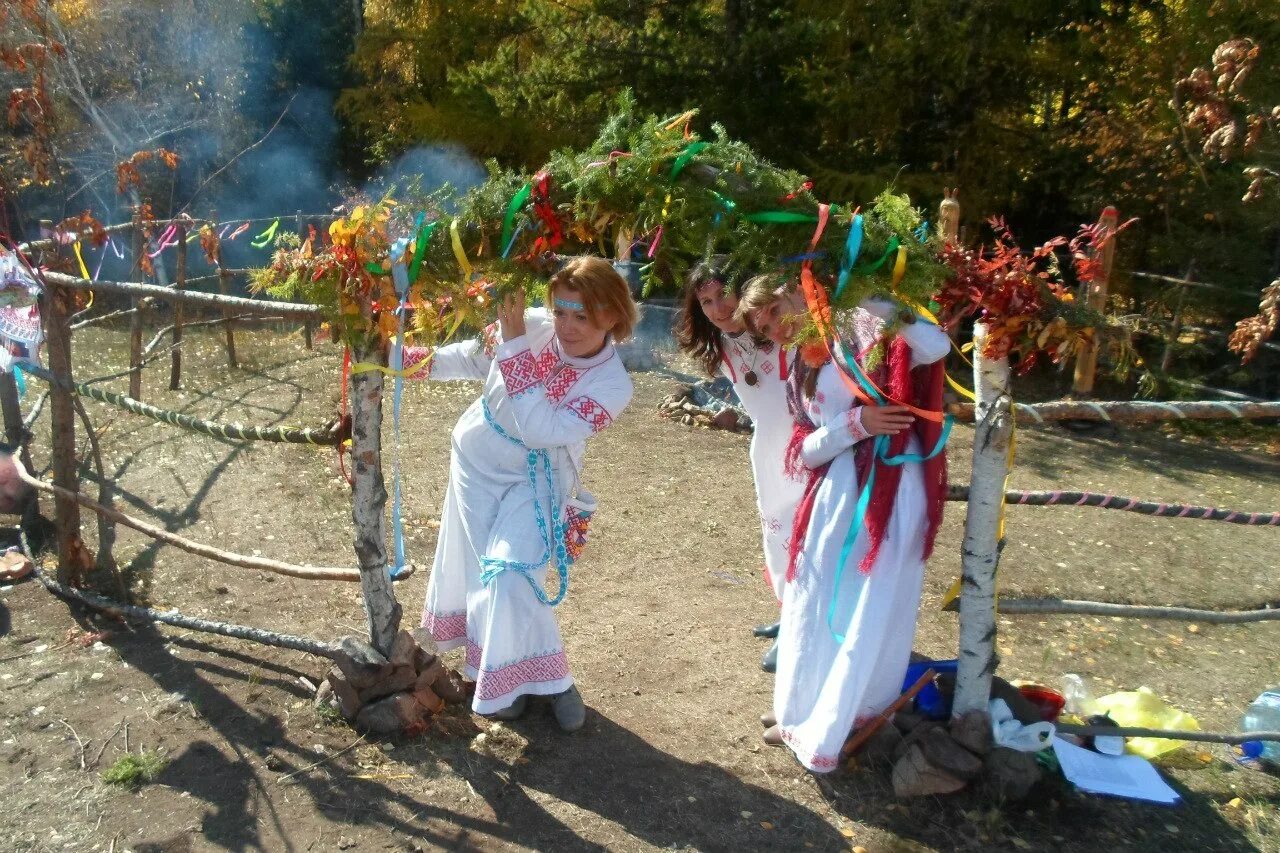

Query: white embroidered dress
[409,309,633,714]
[773,306,949,772]
[718,334,804,601]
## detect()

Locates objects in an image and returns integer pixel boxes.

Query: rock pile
[315,629,470,735]
[657,385,752,433]
[866,706,1044,801]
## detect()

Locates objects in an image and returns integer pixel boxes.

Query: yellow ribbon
[449,219,472,281]
[350,360,430,378]
[73,241,90,279]
[890,244,908,288]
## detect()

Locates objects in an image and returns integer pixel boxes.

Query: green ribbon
[849,235,900,276]
[501,183,532,253]
[364,218,436,280]
[669,141,709,183]
[744,210,821,224]
[250,219,280,249]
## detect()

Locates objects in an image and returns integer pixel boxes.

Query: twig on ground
[55,719,88,770]
[0,641,72,663]
[91,719,126,769]
[276,735,367,784]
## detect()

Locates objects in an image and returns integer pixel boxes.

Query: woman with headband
[403,257,637,731]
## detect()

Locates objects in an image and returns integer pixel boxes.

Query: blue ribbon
[387,237,411,580]
[13,365,25,396]
[479,399,571,605]
[914,220,930,244]
[834,214,865,299]
[824,334,951,642]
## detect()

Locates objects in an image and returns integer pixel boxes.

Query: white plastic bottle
[1241,689,1280,762]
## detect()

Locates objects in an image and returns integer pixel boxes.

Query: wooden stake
[952,323,1012,718]
[938,188,960,245]
[169,222,187,390]
[349,341,401,655]
[842,668,937,761]
[1072,206,1119,396]
[128,209,144,401]
[215,239,237,368]
[298,210,313,350]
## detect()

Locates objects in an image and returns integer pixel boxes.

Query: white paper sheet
[1052,736,1181,804]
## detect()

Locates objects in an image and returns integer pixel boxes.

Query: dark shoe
[488,694,528,721]
[762,724,784,747]
[760,638,779,673]
[552,686,586,732]
[760,712,777,728]
[752,620,781,639]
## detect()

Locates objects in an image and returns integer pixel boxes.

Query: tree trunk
[349,341,400,656]
[41,281,92,585]
[215,244,237,368]
[952,323,1012,718]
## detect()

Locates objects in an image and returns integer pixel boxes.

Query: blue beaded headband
[554,296,584,311]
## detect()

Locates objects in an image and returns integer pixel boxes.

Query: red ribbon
[528,171,563,256]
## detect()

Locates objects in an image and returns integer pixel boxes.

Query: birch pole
[952,323,1013,717]
[128,209,144,401]
[169,222,187,390]
[348,341,401,656]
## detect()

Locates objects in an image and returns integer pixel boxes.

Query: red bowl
[1018,685,1066,722]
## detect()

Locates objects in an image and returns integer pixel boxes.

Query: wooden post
[952,323,1013,718]
[128,208,144,401]
[349,340,401,655]
[169,222,187,390]
[1071,205,1119,397]
[214,237,237,368]
[938,188,960,244]
[39,267,93,585]
[298,210,313,350]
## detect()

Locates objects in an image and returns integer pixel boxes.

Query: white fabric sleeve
[859,297,951,367]
[494,335,633,450]
[800,407,871,468]
[401,339,492,381]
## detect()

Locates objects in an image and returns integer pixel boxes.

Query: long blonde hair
[732,273,791,338]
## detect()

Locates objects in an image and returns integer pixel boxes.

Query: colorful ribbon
[250,219,279,249]
[669,141,708,182]
[500,183,532,255]
[72,241,90,279]
[387,237,412,580]
[833,213,864,299]
[449,218,473,280]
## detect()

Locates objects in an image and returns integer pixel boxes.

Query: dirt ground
[1,326,1278,853]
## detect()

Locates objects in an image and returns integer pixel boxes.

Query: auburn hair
[549,256,638,341]
[674,256,748,376]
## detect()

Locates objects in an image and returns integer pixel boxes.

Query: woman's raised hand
[496,288,527,341]
[860,404,914,436]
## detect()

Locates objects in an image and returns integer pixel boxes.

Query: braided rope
[947,484,1280,526]
[24,364,340,446]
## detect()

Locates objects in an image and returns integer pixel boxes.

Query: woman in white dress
[736,275,950,772]
[674,258,805,672]
[403,257,636,731]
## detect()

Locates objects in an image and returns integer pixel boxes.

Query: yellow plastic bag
[1088,687,1201,759]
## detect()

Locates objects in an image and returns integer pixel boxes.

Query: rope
[23,363,341,446]
[945,484,1280,526]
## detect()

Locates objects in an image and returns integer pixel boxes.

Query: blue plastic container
[902,659,958,720]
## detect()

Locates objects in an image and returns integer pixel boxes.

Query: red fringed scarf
[851,336,948,574]
[785,335,948,580]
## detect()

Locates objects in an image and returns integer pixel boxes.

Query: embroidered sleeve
[800,405,871,469]
[496,339,540,398]
[405,339,492,381]
[562,395,614,434]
